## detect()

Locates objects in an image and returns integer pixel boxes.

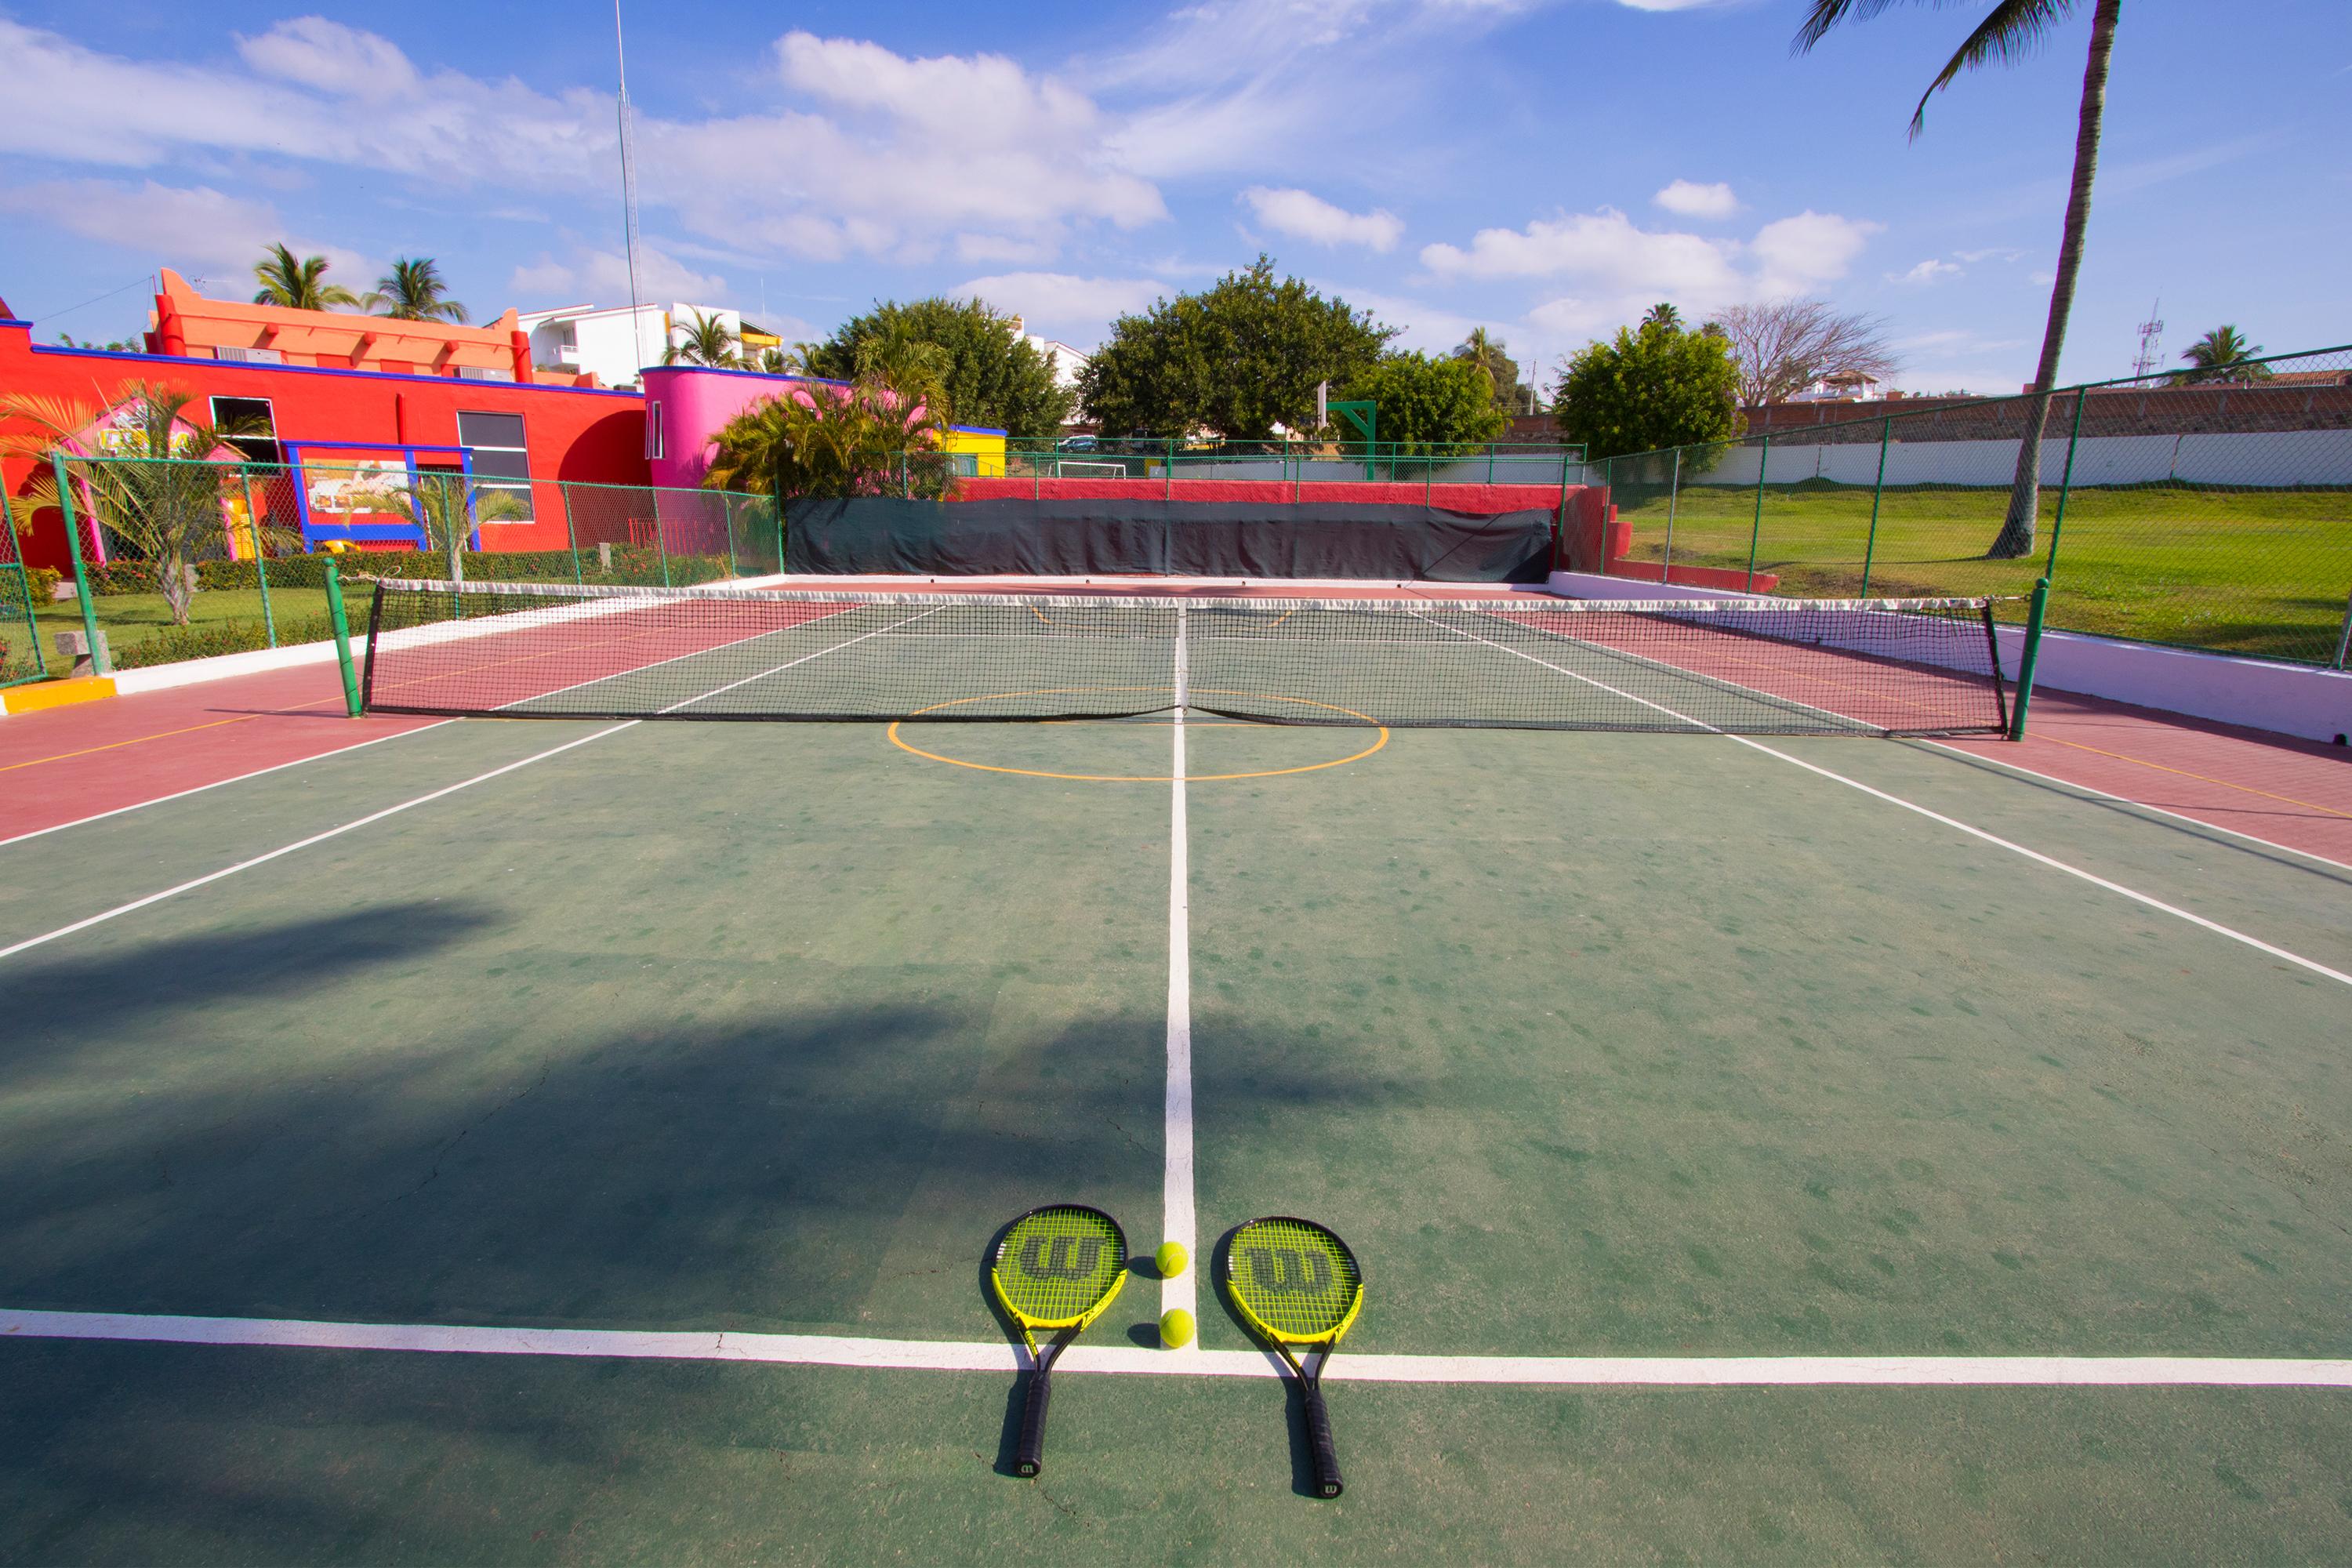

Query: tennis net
[358,579,2010,736]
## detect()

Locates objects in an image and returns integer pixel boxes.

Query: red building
[2,282,656,572]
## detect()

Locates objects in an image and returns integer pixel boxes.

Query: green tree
[808,298,1073,438]
[662,309,740,368]
[703,358,956,502]
[1797,0,2122,559]
[1079,256,1395,441]
[364,257,469,322]
[1640,303,1683,332]
[1552,318,1744,462]
[2177,325,2270,385]
[1450,328,1534,414]
[251,243,358,310]
[1335,353,1508,453]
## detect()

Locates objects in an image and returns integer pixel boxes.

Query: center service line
[1162,606,1199,1338]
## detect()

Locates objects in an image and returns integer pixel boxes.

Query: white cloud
[1652,180,1737,219]
[1955,246,2025,264]
[1421,209,1746,299]
[1314,285,1483,355]
[237,16,419,100]
[1748,210,1882,296]
[1241,187,1404,251]
[1889,259,1963,285]
[0,177,370,281]
[949,272,1171,347]
[508,247,727,306]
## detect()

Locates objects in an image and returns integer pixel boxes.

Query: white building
[1011,316,1090,394]
[515,303,785,390]
[1787,370,1889,403]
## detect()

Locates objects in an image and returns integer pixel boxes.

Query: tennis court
[3,579,2350,1563]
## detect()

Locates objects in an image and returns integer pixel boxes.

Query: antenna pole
[615,0,648,384]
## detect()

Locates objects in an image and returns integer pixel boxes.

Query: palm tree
[251,242,358,310]
[662,309,740,368]
[1796,0,2121,560]
[2177,325,2271,385]
[1640,303,1683,333]
[1450,327,1522,411]
[364,258,469,322]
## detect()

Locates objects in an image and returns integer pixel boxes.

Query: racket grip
[1015,1370,1051,1477]
[1301,1383,1344,1498]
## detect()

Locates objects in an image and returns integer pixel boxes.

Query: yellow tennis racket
[989,1203,1128,1477]
[1223,1215,1364,1498]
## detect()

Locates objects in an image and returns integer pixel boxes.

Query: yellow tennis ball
[1159,1308,1196,1348]
[1155,1241,1189,1279]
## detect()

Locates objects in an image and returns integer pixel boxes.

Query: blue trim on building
[24,343,644,398]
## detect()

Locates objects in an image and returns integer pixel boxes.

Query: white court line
[1915,739,2352,877]
[0,721,454,851]
[6,1309,2350,1388]
[1414,612,2352,992]
[0,724,637,964]
[1161,607,1198,1338]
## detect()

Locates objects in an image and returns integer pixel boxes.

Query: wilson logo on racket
[1019,1235,1108,1280]
[1247,1247,1333,1294]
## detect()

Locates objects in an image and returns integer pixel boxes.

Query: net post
[241,470,277,648]
[324,557,363,717]
[1165,448,1174,502]
[1660,448,1681,585]
[1859,416,1890,597]
[721,492,739,577]
[2042,387,2088,580]
[1744,434,1769,593]
[50,452,109,677]
[2008,577,2051,741]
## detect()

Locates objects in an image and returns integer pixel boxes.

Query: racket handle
[1015,1370,1051,1477]
[1301,1382,1344,1498]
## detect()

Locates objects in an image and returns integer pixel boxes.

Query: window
[644,399,663,460]
[456,410,532,521]
[209,396,281,466]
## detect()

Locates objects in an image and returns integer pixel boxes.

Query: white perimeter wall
[1664,429,2352,490]
[1548,570,2352,744]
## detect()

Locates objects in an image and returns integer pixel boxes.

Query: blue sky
[4,0,2347,394]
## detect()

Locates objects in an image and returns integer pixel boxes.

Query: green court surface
[4,700,2350,1563]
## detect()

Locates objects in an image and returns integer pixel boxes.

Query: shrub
[24,566,62,602]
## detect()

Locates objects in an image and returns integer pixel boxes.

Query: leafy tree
[365,257,469,322]
[663,309,739,368]
[0,383,285,625]
[1552,318,1744,462]
[703,359,956,502]
[1708,299,1899,407]
[1079,256,1394,440]
[808,298,1073,437]
[55,332,142,351]
[251,243,358,310]
[1450,328,1536,415]
[2177,325,2270,385]
[1797,0,2122,559]
[1334,353,1508,452]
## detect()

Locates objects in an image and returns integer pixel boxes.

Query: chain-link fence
[25,456,782,676]
[1588,344,2352,666]
[2,490,49,686]
[985,438,1586,492]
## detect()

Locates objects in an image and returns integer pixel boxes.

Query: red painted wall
[956,477,1575,512]
[0,318,651,571]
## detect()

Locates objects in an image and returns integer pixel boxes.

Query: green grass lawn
[1610,480,2352,664]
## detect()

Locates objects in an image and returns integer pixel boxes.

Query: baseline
[7,1309,2350,1389]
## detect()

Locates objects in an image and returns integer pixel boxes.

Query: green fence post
[563,481,584,584]
[49,452,107,677]
[652,488,672,588]
[0,491,46,679]
[720,492,739,577]
[1660,448,1682,585]
[2008,576,2051,741]
[240,470,278,648]
[2042,387,2088,582]
[1859,416,1892,597]
[1744,434,1770,593]
[323,557,363,717]
[2332,590,2352,671]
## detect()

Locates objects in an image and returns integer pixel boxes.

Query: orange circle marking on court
[887,685,1388,782]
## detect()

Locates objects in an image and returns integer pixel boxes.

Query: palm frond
[1911,0,2079,135]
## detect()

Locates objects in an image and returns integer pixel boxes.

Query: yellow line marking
[2,713,260,773]
[1029,604,1051,625]
[887,685,1388,782]
[1265,606,1298,631]
[2033,735,2352,821]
